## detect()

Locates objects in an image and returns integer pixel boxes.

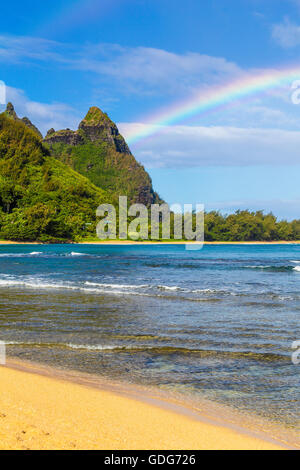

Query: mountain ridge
[0,110,108,241]
[43,105,162,206]
[4,102,43,139]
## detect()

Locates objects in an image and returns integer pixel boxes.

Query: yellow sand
[0,365,286,450]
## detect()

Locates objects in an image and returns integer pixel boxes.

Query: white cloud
[72,45,243,95]
[272,18,300,47]
[0,34,295,121]
[2,85,300,170]
[200,99,300,129]
[0,35,243,96]
[0,35,61,63]
[0,34,298,151]
[3,86,80,136]
[119,123,300,168]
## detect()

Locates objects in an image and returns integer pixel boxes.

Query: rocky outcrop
[43,107,131,152]
[137,185,160,207]
[78,107,131,154]
[46,128,55,137]
[44,129,83,146]
[4,103,43,139]
[5,102,18,120]
[21,117,43,139]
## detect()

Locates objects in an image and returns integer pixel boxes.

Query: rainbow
[126,65,300,144]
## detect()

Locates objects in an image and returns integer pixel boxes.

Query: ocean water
[0,244,299,434]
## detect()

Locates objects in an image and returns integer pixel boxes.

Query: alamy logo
[96,197,204,250]
[0,341,6,365]
[0,81,6,106]
[291,340,300,365]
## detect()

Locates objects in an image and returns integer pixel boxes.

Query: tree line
[203,210,300,241]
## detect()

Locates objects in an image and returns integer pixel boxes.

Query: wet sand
[0,358,292,450]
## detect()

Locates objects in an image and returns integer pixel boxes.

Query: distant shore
[0,358,291,450]
[0,240,300,245]
[79,240,300,245]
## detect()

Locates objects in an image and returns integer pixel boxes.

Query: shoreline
[0,240,300,245]
[0,357,296,450]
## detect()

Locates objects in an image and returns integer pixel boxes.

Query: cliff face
[78,107,131,154]
[44,107,132,154]
[0,112,107,242]
[44,128,84,146]
[44,106,162,206]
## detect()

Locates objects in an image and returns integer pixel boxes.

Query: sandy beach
[0,359,290,450]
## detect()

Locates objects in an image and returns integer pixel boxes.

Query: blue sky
[1,0,300,219]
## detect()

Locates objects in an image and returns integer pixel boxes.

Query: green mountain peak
[78,106,130,153]
[44,106,162,206]
[81,106,113,126]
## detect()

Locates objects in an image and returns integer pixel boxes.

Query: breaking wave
[6,341,290,362]
[243,265,295,272]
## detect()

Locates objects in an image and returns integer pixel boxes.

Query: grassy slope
[0,114,107,241]
[45,107,161,207]
[48,139,158,206]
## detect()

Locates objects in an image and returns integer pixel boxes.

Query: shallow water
[0,244,299,432]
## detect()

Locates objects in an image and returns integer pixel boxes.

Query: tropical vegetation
[0,103,298,242]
